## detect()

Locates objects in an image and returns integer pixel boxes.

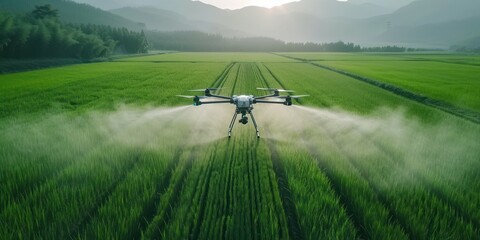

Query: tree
[32,4,59,20]
[0,15,13,51]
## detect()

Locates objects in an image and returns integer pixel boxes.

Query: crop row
[256,62,362,238]
[0,60,230,239]
[154,63,290,238]
[263,59,480,238]
[1,53,479,239]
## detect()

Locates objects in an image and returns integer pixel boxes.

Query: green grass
[280,52,480,65]
[0,62,229,118]
[1,52,479,239]
[318,60,480,112]
[279,52,480,112]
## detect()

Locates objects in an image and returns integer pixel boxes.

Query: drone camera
[240,116,249,125]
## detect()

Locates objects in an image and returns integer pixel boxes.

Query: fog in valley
[60,0,480,49]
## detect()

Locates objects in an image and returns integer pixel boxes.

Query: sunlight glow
[198,0,300,10]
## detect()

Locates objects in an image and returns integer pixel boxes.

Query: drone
[178,88,308,138]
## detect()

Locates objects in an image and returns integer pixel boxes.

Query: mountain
[77,0,392,20]
[14,0,479,48]
[378,17,480,47]
[110,7,242,36]
[278,0,392,19]
[349,0,414,9]
[109,0,396,42]
[454,35,480,51]
[74,0,226,23]
[110,7,194,31]
[376,0,480,27]
[0,0,144,30]
[371,0,480,47]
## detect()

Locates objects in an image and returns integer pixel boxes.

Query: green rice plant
[318,60,480,111]
[1,52,478,239]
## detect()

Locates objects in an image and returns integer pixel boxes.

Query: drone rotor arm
[199,100,232,105]
[257,88,295,94]
[276,95,310,99]
[176,95,209,99]
[254,94,277,100]
[208,94,232,100]
[255,100,287,105]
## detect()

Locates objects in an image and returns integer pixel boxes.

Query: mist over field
[3,103,477,186]
[0,105,231,158]
[257,105,479,178]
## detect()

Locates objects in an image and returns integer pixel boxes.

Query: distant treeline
[147,31,410,53]
[452,45,480,53]
[1,5,424,60]
[0,5,148,59]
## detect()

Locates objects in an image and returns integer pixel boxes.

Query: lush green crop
[279,52,480,112]
[116,52,297,63]
[318,60,480,111]
[1,52,479,239]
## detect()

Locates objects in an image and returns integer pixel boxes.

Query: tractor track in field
[260,63,288,90]
[211,62,236,88]
[274,53,480,124]
[68,152,143,238]
[230,63,241,96]
[255,64,273,88]
[143,148,196,240]
[267,139,304,240]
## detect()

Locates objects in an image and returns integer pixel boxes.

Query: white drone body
[178,88,308,138]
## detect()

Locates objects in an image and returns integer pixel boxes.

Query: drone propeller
[176,95,208,99]
[276,95,309,99]
[257,88,295,93]
[189,88,221,92]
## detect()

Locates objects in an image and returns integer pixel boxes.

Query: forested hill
[0,6,148,59]
[0,0,143,31]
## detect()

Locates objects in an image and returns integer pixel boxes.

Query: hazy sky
[72,0,415,11]
[197,0,299,9]
[197,0,415,10]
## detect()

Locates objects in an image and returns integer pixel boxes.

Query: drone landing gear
[249,111,260,138]
[228,110,238,138]
[227,110,260,138]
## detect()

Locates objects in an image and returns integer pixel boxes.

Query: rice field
[1,52,479,239]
